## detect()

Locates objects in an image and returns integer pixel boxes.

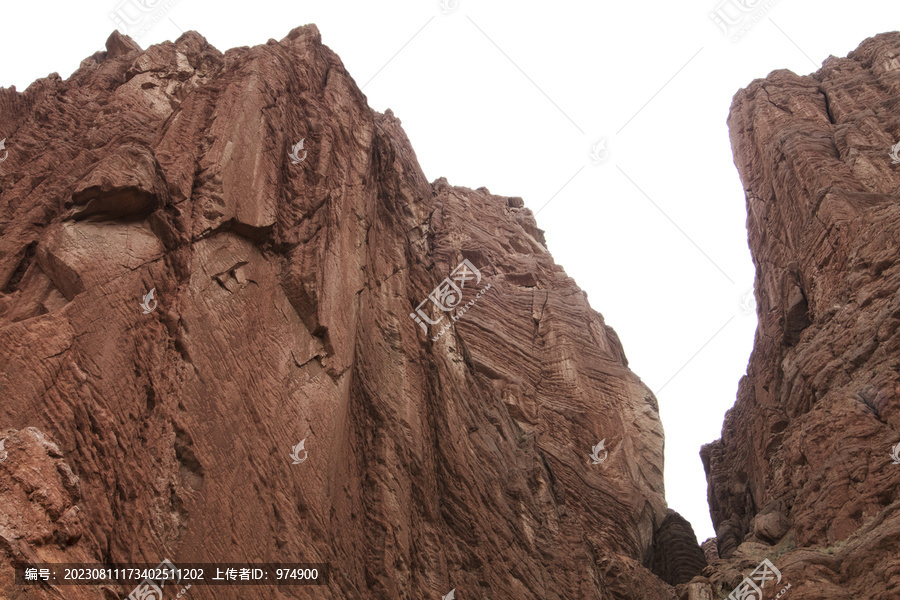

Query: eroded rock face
[703,31,900,600]
[0,428,84,555]
[0,28,700,599]
[648,510,708,586]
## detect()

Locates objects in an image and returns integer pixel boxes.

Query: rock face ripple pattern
[703,30,900,600]
[0,27,705,600]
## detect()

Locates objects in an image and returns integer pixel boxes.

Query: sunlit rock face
[0,27,702,599]
[703,30,900,600]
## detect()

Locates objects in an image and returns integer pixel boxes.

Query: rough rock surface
[0,28,704,599]
[703,31,900,600]
[647,510,708,586]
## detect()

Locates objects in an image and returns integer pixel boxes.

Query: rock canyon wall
[702,30,900,600]
[0,27,700,600]
[4,22,900,600]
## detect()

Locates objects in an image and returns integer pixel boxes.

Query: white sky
[3,0,898,543]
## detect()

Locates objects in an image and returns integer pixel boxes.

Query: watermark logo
[590,138,609,164]
[589,439,608,464]
[109,0,180,41]
[289,139,307,164]
[0,438,7,462]
[140,288,158,314]
[290,439,309,464]
[709,0,780,42]
[739,289,756,315]
[126,558,190,600]
[727,558,789,600]
[438,0,459,14]
[410,259,492,341]
[0,139,8,163]
[890,442,900,465]
[889,141,900,165]
[442,589,456,600]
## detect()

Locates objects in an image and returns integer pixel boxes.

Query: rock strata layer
[0,28,704,599]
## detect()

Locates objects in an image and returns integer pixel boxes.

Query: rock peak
[105,29,142,58]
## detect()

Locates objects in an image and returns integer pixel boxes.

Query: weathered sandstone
[0,27,705,600]
[703,30,900,600]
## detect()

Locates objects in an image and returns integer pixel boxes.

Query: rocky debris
[703,31,900,600]
[0,27,700,599]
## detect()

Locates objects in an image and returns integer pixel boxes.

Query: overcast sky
[4,0,898,543]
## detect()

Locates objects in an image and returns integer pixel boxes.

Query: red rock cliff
[0,27,702,599]
[703,31,900,600]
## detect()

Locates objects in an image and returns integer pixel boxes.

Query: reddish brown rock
[0,428,84,555]
[700,537,719,565]
[648,509,708,585]
[0,27,700,599]
[703,31,900,600]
